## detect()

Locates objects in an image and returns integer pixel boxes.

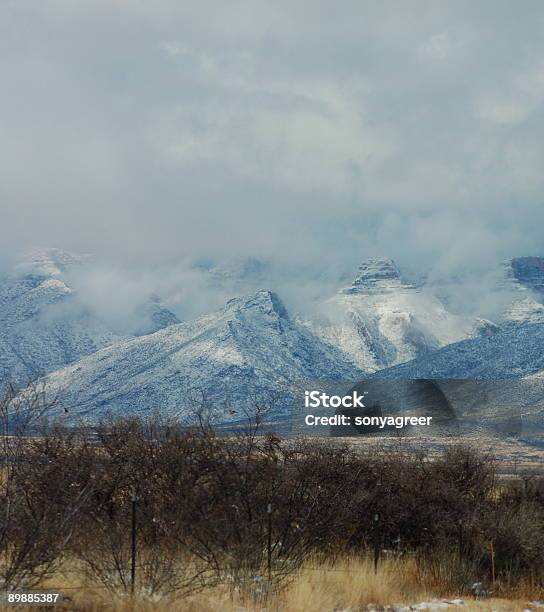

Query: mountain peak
[341,258,409,295]
[225,290,289,319]
[16,248,91,277]
[507,257,544,296]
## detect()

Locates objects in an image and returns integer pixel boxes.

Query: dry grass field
[38,555,543,611]
[339,434,544,476]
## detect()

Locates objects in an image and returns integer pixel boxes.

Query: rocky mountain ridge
[0,249,179,384]
[36,290,362,421]
[3,249,544,424]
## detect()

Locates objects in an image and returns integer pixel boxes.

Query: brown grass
[40,555,543,611]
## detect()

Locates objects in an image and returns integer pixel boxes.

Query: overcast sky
[2,0,544,278]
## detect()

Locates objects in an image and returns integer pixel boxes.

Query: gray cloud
[1,0,544,279]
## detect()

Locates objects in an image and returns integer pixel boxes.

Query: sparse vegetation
[44,555,543,611]
[0,391,542,608]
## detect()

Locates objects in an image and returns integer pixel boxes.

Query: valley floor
[324,435,544,476]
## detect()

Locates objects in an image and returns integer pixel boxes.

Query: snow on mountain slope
[14,248,92,277]
[132,294,180,336]
[36,290,363,422]
[0,256,120,384]
[197,257,270,290]
[510,257,544,296]
[372,322,544,380]
[0,249,179,385]
[501,257,544,324]
[367,322,544,435]
[298,259,484,373]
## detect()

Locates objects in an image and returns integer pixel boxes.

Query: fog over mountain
[2,0,544,289]
[3,248,544,424]
[3,2,544,426]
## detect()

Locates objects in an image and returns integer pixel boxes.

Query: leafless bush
[62,417,214,597]
[2,398,541,597]
[0,383,89,589]
[161,420,362,597]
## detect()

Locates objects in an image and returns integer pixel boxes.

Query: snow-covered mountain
[298,259,487,373]
[0,249,179,385]
[196,257,270,291]
[132,294,180,336]
[368,321,544,435]
[0,250,121,384]
[35,290,362,422]
[502,257,544,325]
[372,321,544,380]
[4,249,544,427]
[510,257,544,297]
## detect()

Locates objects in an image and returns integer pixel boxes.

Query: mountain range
[2,249,544,426]
[36,290,360,422]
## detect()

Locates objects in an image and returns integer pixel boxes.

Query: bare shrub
[163,424,362,598]
[2,399,541,598]
[67,417,214,598]
[0,383,89,589]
